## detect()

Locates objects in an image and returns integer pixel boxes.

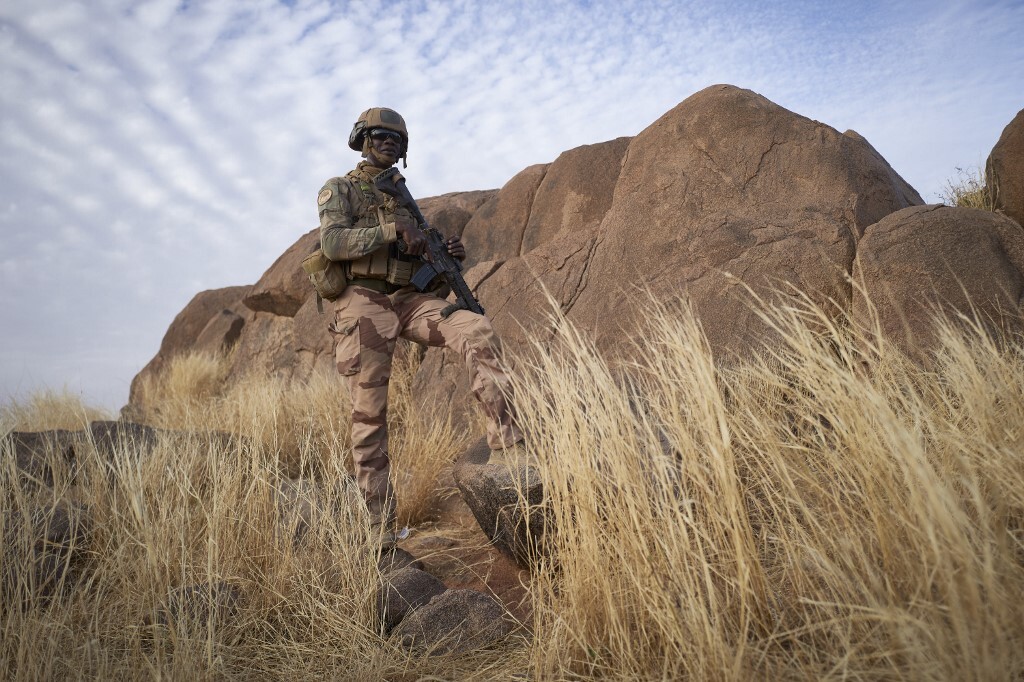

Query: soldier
[317,107,525,539]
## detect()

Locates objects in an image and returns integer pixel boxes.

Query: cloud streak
[1,0,1021,410]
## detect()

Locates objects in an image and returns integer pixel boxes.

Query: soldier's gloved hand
[395,218,427,257]
[445,235,466,261]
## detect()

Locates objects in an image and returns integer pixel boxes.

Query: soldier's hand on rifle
[445,235,466,261]
[395,217,427,257]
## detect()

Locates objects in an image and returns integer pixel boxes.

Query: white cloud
[1,0,1021,411]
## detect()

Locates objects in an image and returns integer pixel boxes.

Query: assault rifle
[373,167,485,318]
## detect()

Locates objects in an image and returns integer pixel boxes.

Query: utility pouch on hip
[302,246,347,313]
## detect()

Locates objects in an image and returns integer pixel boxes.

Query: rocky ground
[397,464,534,629]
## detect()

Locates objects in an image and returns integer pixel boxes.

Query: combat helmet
[348,107,409,166]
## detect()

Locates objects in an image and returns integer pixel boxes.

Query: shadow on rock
[453,437,549,568]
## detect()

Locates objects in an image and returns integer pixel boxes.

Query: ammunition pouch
[348,246,390,279]
[349,244,420,286]
[348,204,420,286]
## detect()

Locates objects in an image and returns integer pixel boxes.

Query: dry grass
[515,294,1024,680]
[1,421,521,679]
[133,342,467,524]
[3,291,1023,679]
[2,346,517,680]
[1,388,110,432]
[940,165,993,210]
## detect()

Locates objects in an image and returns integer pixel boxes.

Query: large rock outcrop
[987,108,1024,228]
[461,164,549,268]
[242,230,320,317]
[408,85,927,421]
[476,85,922,361]
[133,84,1024,424]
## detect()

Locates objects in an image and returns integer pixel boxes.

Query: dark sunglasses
[369,129,402,143]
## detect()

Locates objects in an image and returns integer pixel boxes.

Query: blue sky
[1,0,1022,411]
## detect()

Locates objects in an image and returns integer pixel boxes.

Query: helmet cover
[348,107,408,162]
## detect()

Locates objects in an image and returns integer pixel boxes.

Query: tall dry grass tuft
[1,388,110,432]
[516,293,1024,679]
[387,339,470,525]
[940,165,993,210]
[134,344,465,522]
[135,350,351,477]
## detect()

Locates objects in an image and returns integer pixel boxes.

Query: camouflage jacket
[316,162,415,262]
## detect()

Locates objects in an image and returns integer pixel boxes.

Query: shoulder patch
[317,188,333,206]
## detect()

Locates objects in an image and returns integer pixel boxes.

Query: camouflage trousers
[330,284,523,526]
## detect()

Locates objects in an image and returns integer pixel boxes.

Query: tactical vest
[345,168,420,286]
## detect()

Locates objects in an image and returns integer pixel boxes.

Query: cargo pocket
[330,319,361,377]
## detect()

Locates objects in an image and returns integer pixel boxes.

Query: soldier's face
[367,129,401,167]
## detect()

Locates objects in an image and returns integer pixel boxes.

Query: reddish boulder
[129,285,251,406]
[459,138,630,271]
[419,190,496,239]
[242,229,319,317]
[853,204,1024,350]
[521,137,631,254]
[290,293,335,377]
[478,84,923,359]
[461,164,548,268]
[987,109,1024,227]
[224,310,298,384]
[195,308,246,352]
[842,129,923,210]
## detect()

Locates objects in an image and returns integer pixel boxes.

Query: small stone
[391,588,513,655]
[376,567,446,635]
[378,547,425,575]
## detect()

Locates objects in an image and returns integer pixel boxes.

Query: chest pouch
[347,199,389,279]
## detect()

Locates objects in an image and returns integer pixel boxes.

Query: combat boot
[366,494,408,550]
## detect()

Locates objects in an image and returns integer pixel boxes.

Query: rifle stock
[373,168,485,318]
